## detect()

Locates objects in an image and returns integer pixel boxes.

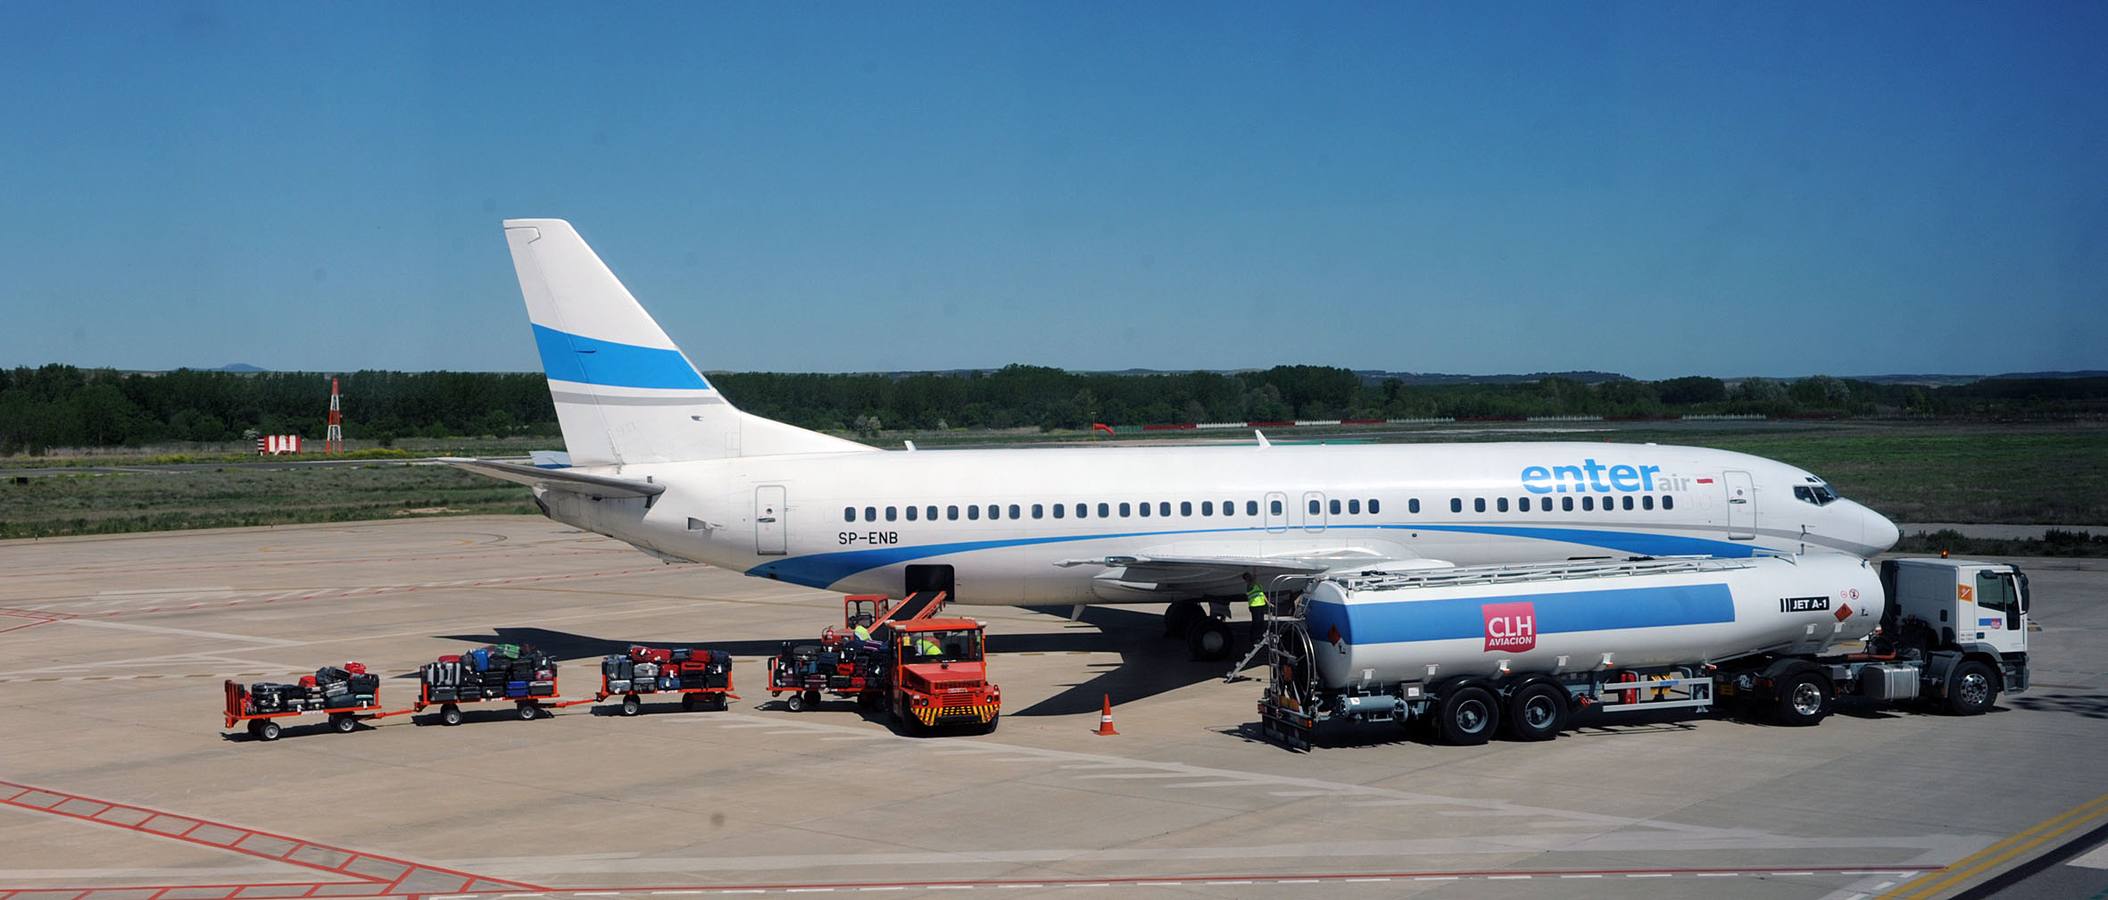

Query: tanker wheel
[440,703,464,726]
[1437,686,1499,746]
[1944,661,1999,716]
[256,719,281,741]
[1186,618,1234,661]
[1504,682,1568,742]
[1163,602,1200,638]
[1771,671,1832,727]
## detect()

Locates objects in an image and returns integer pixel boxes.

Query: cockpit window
[1794,481,1840,506]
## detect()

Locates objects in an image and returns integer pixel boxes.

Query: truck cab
[1879,558,2031,706]
[880,618,1000,733]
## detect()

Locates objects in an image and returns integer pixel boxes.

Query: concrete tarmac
[3,516,2105,899]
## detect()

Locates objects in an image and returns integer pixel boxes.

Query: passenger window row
[840,496,1418,523]
[1447,494,1674,514]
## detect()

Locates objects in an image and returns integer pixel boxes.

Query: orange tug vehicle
[766,592,1000,734]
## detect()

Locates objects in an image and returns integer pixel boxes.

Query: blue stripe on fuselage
[743,524,1768,589]
[533,324,710,390]
[1304,582,1737,647]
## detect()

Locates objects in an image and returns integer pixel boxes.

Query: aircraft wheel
[1163,602,1200,638]
[1186,617,1234,661]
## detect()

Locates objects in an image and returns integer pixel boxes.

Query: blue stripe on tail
[533,324,710,390]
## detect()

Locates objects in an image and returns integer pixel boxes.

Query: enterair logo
[1520,458,1694,494]
[1483,601,1537,653]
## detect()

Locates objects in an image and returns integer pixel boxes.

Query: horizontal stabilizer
[439,458,664,500]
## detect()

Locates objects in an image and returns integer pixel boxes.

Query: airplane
[449,219,1902,659]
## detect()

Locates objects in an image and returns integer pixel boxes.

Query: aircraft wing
[439,457,665,500]
[1054,552,1450,602]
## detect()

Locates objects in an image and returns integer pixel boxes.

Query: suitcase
[607,679,631,694]
[469,648,490,672]
[316,666,349,684]
[506,681,529,698]
[711,650,732,667]
[438,654,462,664]
[351,674,380,692]
[529,681,555,697]
[670,648,691,663]
[428,687,457,703]
[345,662,368,675]
[706,672,729,689]
[633,662,658,679]
[659,675,680,691]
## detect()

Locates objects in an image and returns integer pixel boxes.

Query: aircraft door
[1724,470,1755,540]
[754,485,786,556]
[1263,492,1288,533]
[1302,491,1328,533]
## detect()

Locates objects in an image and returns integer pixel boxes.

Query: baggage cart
[413,675,566,725]
[222,679,410,742]
[597,646,736,716]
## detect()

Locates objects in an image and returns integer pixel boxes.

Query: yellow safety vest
[852,624,871,641]
[915,639,941,657]
[1247,586,1268,608]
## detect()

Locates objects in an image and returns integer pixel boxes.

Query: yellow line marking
[1884,790,2108,899]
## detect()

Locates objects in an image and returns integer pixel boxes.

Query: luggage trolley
[223,679,410,742]
[416,647,566,725]
[598,646,737,716]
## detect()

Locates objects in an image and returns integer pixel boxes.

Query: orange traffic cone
[1094,693,1119,736]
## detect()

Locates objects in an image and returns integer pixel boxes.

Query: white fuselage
[534,440,1899,605]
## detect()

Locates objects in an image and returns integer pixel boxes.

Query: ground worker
[915,635,943,658]
[852,621,872,643]
[1243,572,1269,645]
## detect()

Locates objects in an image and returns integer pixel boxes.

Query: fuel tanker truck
[1256,554,2030,749]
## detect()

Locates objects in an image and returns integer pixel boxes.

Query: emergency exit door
[1724,470,1755,540]
[754,485,786,556]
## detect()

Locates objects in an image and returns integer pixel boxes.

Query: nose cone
[1861,503,1901,555]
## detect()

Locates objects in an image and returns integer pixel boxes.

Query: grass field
[0,464,534,539]
[1,420,2101,540]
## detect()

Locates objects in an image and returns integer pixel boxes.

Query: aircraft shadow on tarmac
[433,605,1233,717]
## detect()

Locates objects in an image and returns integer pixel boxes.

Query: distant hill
[217,363,267,373]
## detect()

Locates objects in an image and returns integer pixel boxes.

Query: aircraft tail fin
[501,219,872,465]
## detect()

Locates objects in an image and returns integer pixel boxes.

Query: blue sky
[2,3,2103,378]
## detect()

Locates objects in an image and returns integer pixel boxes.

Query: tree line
[2,363,2103,455]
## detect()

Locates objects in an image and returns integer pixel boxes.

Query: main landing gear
[1165,601,1236,661]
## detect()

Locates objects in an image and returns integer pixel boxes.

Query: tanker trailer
[1256,554,2029,749]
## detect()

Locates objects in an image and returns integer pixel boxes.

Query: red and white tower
[324,377,344,454]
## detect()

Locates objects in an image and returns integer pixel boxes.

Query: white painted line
[856,889,904,893]
[785,890,836,894]
[1059,884,1110,889]
[652,892,705,895]
[1773,871,1816,876]
[1626,873,1673,878]
[1203,881,1252,885]
[926,886,974,891]
[997,885,1043,889]
[1874,882,1896,890]
[1695,871,1739,877]
[1487,874,1530,879]
[1276,879,1319,884]
[1413,876,1458,881]
[1342,877,1390,883]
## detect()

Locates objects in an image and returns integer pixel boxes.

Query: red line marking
[0,781,543,891]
